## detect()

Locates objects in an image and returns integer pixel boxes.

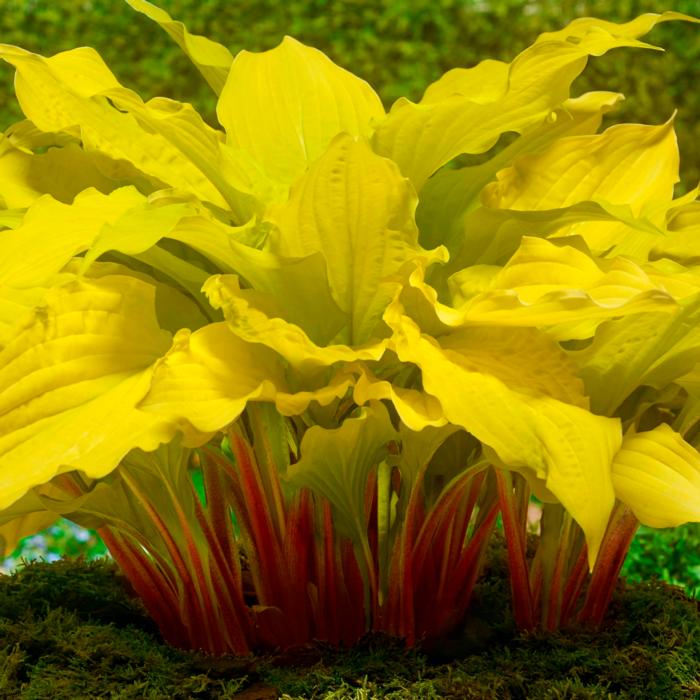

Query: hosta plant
[0,1,699,654]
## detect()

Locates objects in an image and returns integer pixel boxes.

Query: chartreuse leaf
[204,274,387,375]
[286,402,398,549]
[352,364,446,431]
[452,200,662,271]
[384,303,620,566]
[372,13,690,191]
[0,45,228,208]
[390,423,461,493]
[535,11,697,43]
[138,322,354,444]
[572,293,700,416]
[0,210,24,229]
[481,120,678,256]
[400,239,676,336]
[612,424,700,528]
[651,198,700,265]
[268,135,438,343]
[138,323,283,443]
[0,136,121,208]
[102,91,274,219]
[642,258,700,301]
[217,38,385,187]
[125,0,233,95]
[0,274,175,511]
[674,366,700,436]
[0,188,200,343]
[482,121,678,214]
[417,91,624,255]
[83,206,348,344]
[81,259,211,335]
[0,187,145,288]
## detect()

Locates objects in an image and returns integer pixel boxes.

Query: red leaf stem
[496,470,534,630]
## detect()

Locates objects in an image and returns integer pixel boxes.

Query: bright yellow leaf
[612,424,700,527]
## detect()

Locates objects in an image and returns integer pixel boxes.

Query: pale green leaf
[573,293,700,415]
[285,402,398,547]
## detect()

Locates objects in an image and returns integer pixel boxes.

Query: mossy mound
[1,545,698,700]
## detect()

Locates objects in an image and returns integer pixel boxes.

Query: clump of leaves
[0,1,699,655]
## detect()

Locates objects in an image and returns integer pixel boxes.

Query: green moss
[1,543,698,700]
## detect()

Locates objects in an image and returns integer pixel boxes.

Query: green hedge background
[0,0,698,186]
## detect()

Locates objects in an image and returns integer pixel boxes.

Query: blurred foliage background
[0,0,698,185]
[0,0,699,596]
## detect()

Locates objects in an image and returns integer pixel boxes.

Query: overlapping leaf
[416,91,624,256]
[612,424,700,527]
[0,45,231,208]
[383,301,620,566]
[286,403,397,547]
[217,38,385,187]
[572,293,700,415]
[267,135,438,344]
[0,274,174,511]
[125,0,233,95]
[372,13,685,191]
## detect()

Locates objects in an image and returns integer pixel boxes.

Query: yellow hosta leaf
[125,0,233,95]
[453,199,662,270]
[268,135,433,343]
[352,365,447,431]
[104,92,269,219]
[0,188,199,345]
[0,137,121,208]
[139,322,354,443]
[0,274,174,511]
[401,240,676,337]
[573,294,700,415]
[480,120,678,256]
[372,14,688,191]
[536,12,698,44]
[0,46,228,207]
[217,37,385,186]
[439,326,589,408]
[643,259,700,300]
[421,58,509,104]
[83,206,348,343]
[0,210,24,229]
[0,187,146,288]
[204,274,387,375]
[417,91,624,254]
[138,323,283,442]
[651,197,700,265]
[612,424,700,527]
[482,121,678,215]
[384,306,619,566]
